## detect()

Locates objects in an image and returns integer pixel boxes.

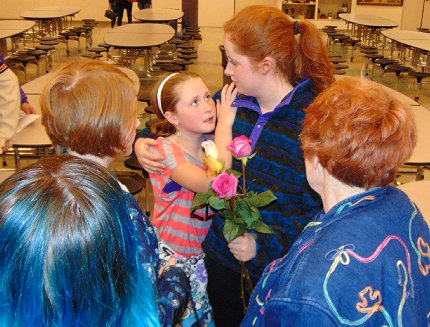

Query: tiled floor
[9,21,430,209]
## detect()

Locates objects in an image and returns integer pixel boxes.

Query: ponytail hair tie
[294,20,300,35]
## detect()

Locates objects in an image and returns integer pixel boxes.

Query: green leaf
[249,221,274,234]
[248,190,277,208]
[208,195,226,210]
[236,201,259,225]
[191,192,211,210]
[223,220,241,243]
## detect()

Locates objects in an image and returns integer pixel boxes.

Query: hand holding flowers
[192,136,276,243]
[192,135,276,312]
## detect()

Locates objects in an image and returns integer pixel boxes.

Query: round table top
[0,20,35,39]
[397,180,430,224]
[108,23,175,34]
[339,13,398,28]
[21,6,80,20]
[133,8,184,22]
[13,113,51,146]
[22,67,140,95]
[407,106,430,165]
[104,23,175,48]
[382,30,430,52]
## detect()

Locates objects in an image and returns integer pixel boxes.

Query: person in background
[138,0,151,9]
[242,76,430,326]
[0,156,160,326]
[135,5,334,325]
[40,59,189,326]
[0,55,37,115]
[0,56,20,154]
[109,0,133,27]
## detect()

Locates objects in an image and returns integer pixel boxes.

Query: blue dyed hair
[0,155,160,326]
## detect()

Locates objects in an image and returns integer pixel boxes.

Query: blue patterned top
[242,186,430,326]
[123,189,190,326]
[203,79,322,279]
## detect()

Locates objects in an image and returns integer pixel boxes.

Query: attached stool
[408,71,430,102]
[385,64,412,88]
[11,54,37,82]
[364,53,384,80]
[374,58,398,76]
[343,38,361,62]
[113,171,145,196]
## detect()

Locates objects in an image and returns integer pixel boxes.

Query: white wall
[351,0,402,26]
[401,0,430,30]
[0,0,181,22]
[0,0,413,29]
[198,0,281,27]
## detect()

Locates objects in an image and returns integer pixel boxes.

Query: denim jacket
[242,186,430,326]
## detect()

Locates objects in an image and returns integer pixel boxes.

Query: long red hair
[224,5,334,92]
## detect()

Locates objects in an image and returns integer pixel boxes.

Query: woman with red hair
[242,76,430,326]
[135,6,334,325]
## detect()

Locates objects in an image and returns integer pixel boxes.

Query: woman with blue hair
[0,155,160,325]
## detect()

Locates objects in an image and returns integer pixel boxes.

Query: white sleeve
[0,67,21,153]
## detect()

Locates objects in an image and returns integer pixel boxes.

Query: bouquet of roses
[191,135,276,243]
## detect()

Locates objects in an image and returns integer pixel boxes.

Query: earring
[176,125,181,136]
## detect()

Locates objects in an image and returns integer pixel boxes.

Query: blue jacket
[203,79,322,279]
[125,191,190,326]
[242,186,430,326]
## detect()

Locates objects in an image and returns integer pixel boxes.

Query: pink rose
[227,135,252,158]
[212,173,238,200]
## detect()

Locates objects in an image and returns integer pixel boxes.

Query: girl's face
[172,77,216,135]
[223,35,263,96]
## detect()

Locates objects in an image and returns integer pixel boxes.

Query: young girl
[40,60,189,327]
[148,71,236,327]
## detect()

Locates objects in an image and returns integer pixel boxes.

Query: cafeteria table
[12,94,52,170]
[133,8,183,30]
[381,30,430,69]
[21,6,80,36]
[22,66,140,95]
[403,106,430,181]
[104,23,175,73]
[339,13,398,46]
[0,20,35,56]
[397,180,430,224]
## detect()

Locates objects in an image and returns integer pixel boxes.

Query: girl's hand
[21,102,37,115]
[216,82,238,127]
[159,258,178,276]
[134,138,165,174]
[228,232,257,262]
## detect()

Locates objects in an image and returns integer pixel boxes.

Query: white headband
[157,73,178,117]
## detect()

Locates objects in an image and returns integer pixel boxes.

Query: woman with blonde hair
[40,59,189,326]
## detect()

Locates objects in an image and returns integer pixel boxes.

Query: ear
[258,56,274,74]
[164,111,179,127]
[314,156,324,175]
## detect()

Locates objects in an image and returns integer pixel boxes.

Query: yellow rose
[204,155,224,175]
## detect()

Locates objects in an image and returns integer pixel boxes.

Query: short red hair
[301,77,416,189]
